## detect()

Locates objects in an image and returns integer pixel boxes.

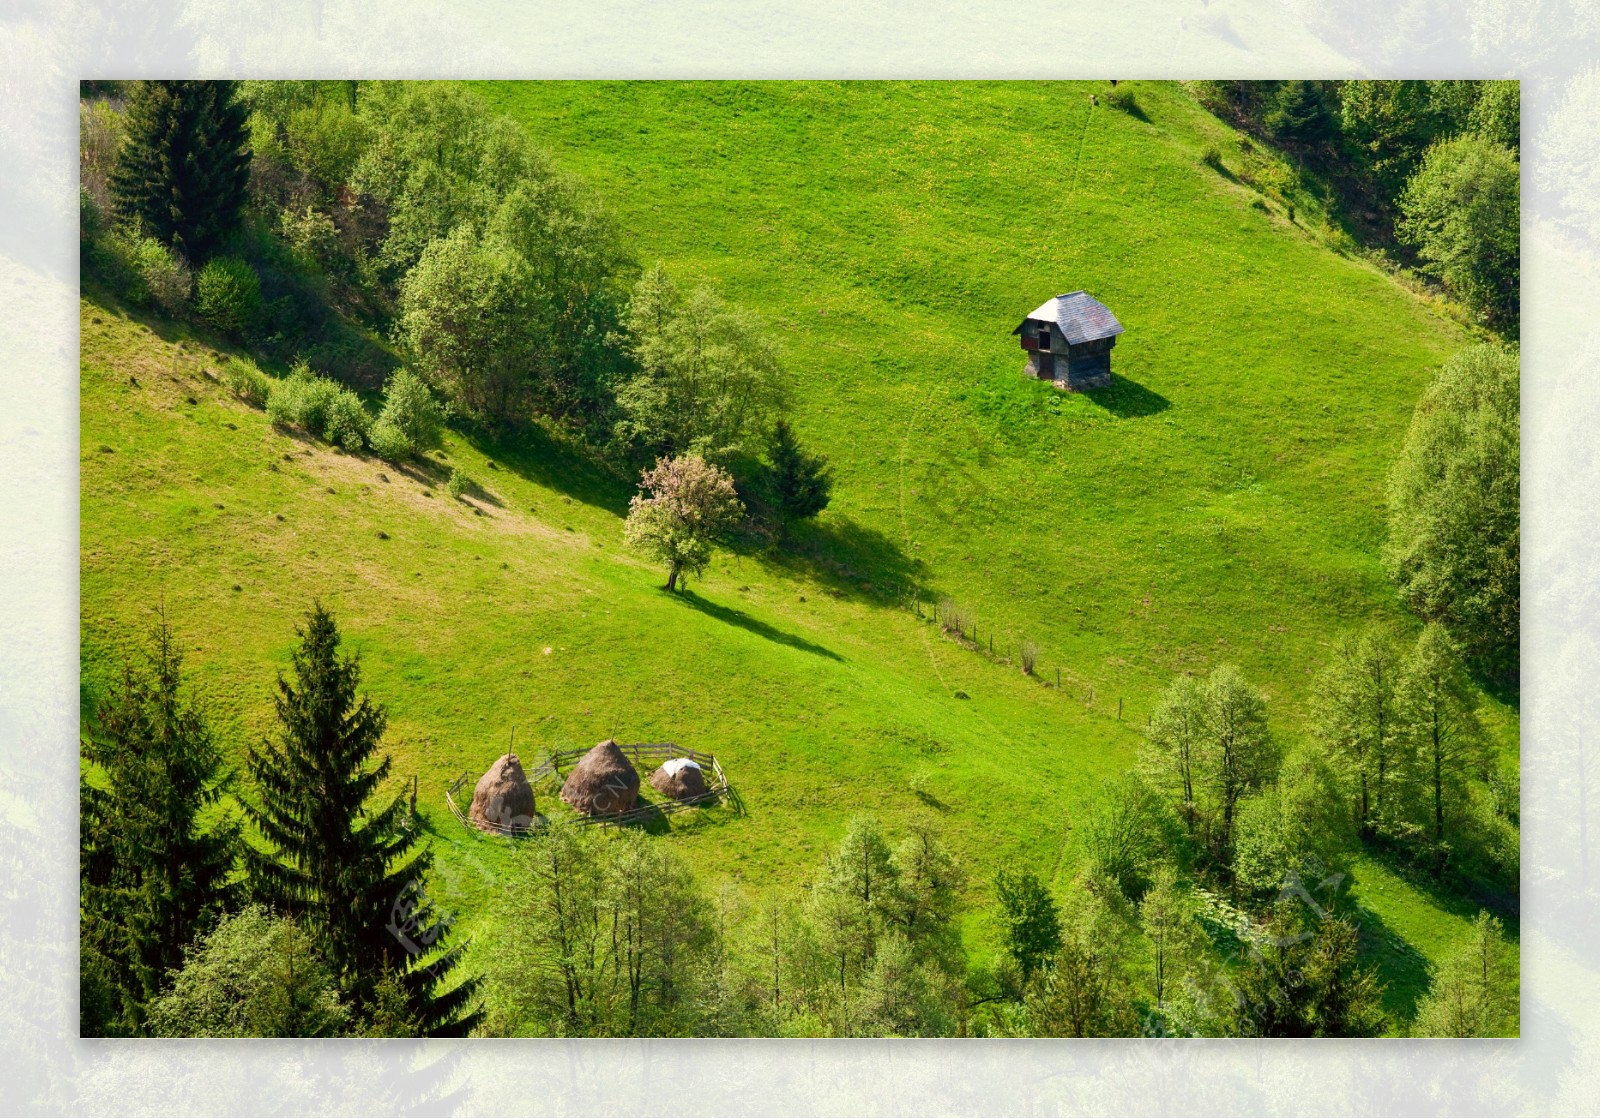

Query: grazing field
[80,80,1516,1029]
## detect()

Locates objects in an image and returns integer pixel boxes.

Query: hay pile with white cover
[560,738,640,816]
[469,752,537,832]
[649,756,709,800]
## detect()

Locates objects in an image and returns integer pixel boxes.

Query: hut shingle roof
[1014,291,1124,344]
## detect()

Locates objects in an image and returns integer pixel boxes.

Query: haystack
[649,756,709,801]
[470,752,537,832]
[560,738,640,816]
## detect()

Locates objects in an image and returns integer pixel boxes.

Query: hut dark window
[1037,327,1050,351]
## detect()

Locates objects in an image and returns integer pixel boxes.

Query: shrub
[1105,87,1143,118]
[367,418,412,462]
[1019,639,1040,676]
[279,205,341,270]
[938,599,973,639]
[116,233,191,314]
[223,357,271,407]
[195,256,261,335]
[377,368,448,455]
[266,361,339,434]
[1200,146,1224,173]
[445,467,471,501]
[323,388,371,451]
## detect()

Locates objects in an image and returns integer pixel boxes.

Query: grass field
[80,80,1518,1030]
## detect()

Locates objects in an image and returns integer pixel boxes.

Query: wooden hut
[1013,290,1123,391]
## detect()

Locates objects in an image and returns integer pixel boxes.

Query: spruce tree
[246,603,480,1035]
[767,419,833,527]
[110,80,251,259]
[79,616,239,1035]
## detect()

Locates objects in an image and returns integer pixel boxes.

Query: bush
[1105,87,1143,118]
[120,233,191,314]
[1200,146,1224,173]
[223,357,271,407]
[195,257,261,335]
[266,361,339,434]
[367,418,412,462]
[446,467,471,501]
[323,388,371,451]
[377,368,448,455]
[1019,639,1040,676]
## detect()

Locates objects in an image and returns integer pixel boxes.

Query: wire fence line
[446,742,732,837]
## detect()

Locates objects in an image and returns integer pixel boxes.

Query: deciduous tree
[623,454,744,591]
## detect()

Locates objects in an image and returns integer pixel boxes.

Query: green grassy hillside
[80,80,1516,1028]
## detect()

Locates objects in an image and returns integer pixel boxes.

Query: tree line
[1191,79,1520,335]
[79,79,834,554]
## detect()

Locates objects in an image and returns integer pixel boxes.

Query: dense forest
[79,79,1519,1038]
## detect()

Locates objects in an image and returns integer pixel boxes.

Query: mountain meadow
[79,79,1520,1037]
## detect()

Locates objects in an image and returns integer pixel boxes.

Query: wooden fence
[446,742,731,837]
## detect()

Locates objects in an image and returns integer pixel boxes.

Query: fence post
[1118,698,1123,720]
[1056,667,1061,688]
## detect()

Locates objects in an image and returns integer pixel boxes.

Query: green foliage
[322,386,371,451]
[1264,80,1335,144]
[1398,136,1520,330]
[146,907,349,1038]
[1468,82,1519,154]
[486,823,718,1037]
[1139,864,1200,1016]
[194,256,261,335]
[1384,343,1520,678]
[1024,882,1139,1037]
[265,361,369,450]
[615,263,785,462]
[1338,80,1449,204]
[1231,745,1354,897]
[1411,911,1517,1037]
[223,356,272,407]
[1080,776,1165,900]
[123,233,192,315]
[445,467,471,500]
[111,80,251,258]
[79,615,238,1036]
[1312,625,1404,835]
[1229,900,1386,1037]
[367,419,413,462]
[1398,624,1490,874]
[993,868,1061,982]
[1146,665,1275,874]
[766,418,833,526]
[245,604,480,1034]
[623,453,744,591]
[79,97,126,216]
[376,368,448,457]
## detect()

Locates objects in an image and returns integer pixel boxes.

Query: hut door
[1039,353,1056,379]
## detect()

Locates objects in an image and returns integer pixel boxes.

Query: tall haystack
[470,752,537,832]
[649,756,710,801]
[560,738,640,816]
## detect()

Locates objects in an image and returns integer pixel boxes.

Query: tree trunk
[665,563,679,592]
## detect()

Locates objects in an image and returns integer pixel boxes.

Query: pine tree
[110,80,251,259]
[79,615,239,1035]
[767,419,833,527]
[1265,80,1335,144]
[246,603,480,1035]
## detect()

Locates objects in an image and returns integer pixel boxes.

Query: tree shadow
[457,422,634,519]
[753,513,931,608]
[1345,893,1434,1027]
[675,589,844,661]
[1084,374,1170,418]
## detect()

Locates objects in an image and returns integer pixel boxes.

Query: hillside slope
[81,81,1514,1026]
